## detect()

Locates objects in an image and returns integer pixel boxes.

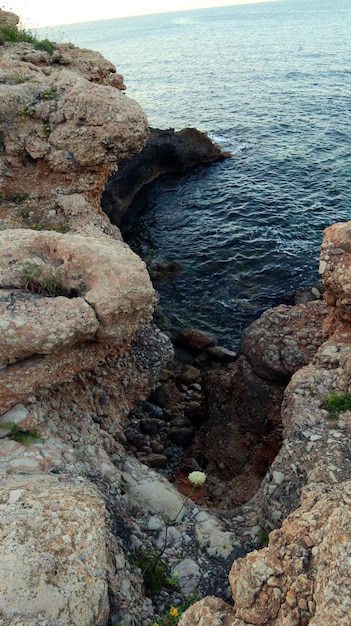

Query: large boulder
[0,228,154,410]
[0,473,111,626]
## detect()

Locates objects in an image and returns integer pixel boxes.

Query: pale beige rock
[0,226,153,341]
[0,45,149,208]
[178,596,244,626]
[0,473,111,626]
[0,9,19,28]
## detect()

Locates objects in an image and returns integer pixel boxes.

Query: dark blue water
[42,0,351,349]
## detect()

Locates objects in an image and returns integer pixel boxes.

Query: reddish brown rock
[320,221,351,336]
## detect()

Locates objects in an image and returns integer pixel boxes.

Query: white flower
[188,471,207,485]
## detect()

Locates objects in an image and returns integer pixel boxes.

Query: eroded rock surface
[180,220,351,625]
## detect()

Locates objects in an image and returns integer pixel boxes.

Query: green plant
[257,527,270,547]
[321,391,351,422]
[21,261,75,297]
[0,24,36,43]
[42,123,51,137]
[12,191,30,203]
[131,546,177,598]
[34,39,55,54]
[19,106,35,120]
[153,592,201,626]
[2,421,43,446]
[0,24,55,53]
[39,87,57,101]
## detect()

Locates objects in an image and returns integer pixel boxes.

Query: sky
[5,0,278,28]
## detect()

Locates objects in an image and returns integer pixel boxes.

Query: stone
[177,365,201,386]
[174,328,217,352]
[195,512,237,559]
[172,558,201,595]
[167,427,195,447]
[0,46,148,208]
[241,301,328,380]
[0,473,110,626]
[102,128,230,224]
[207,345,237,362]
[127,478,187,521]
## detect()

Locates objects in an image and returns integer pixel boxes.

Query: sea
[41,0,351,350]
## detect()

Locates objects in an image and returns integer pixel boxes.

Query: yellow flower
[152,623,159,626]
[170,607,178,617]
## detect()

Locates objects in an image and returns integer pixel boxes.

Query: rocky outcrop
[102,126,230,224]
[3,12,351,626]
[0,38,148,209]
[180,220,351,624]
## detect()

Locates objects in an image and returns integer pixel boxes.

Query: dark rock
[126,431,146,449]
[147,259,182,283]
[101,127,230,224]
[168,427,195,447]
[98,395,110,405]
[184,401,205,426]
[149,381,183,409]
[139,453,168,468]
[177,365,201,386]
[150,440,165,453]
[140,418,161,436]
[174,328,217,353]
[141,401,163,419]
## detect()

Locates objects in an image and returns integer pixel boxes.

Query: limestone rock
[320,220,351,335]
[0,228,154,408]
[182,482,351,625]
[0,9,19,28]
[0,473,111,626]
[126,477,187,521]
[241,301,328,380]
[0,43,149,208]
[178,596,243,626]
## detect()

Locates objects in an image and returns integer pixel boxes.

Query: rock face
[3,12,351,626]
[0,19,155,411]
[0,38,148,208]
[102,126,230,224]
[0,474,111,626]
[180,220,351,624]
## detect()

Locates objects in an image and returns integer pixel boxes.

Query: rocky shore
[1,10,351,626]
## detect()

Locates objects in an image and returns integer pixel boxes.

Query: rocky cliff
[1,11,351,626]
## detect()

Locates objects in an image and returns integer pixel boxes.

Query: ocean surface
[42,0,351,350]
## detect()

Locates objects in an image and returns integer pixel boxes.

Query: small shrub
[2,421,43,446]
[257,527,270,547]
[21,261,76,298]
[39,87,57,101]
[34,39,55,54]
[19,106,35,120]
[42,123,51,137]
[0,24,55,54]
[131,547,178,598]
[321,391,351,422]
[0,24,36,43]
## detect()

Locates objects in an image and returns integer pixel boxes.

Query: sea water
[42,0,351,349]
